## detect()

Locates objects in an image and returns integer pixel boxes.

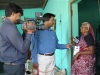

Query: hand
[32,63,39,75]
[33,63,38,69]
[73,52,80,60]
[83,47,88,51]
[66,44,72,49]
[24,21,36,34]
[70,36,74,43]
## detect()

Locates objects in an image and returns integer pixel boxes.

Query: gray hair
[82,22,90,30]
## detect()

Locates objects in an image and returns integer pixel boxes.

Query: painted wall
[0,10,5,25]
[72,0,81,37]
[43,0,71,75]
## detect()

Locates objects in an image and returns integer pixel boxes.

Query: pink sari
[71,24,95,75]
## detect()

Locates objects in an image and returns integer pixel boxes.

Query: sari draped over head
[71,22,95,75]
[77,23,95,51]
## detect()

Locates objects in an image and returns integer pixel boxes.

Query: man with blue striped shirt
[0,3,35,75]
[30,13,72,75]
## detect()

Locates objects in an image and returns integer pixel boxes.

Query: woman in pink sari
[71,22,95,75]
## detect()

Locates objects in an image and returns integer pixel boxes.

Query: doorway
[75,0,100,74]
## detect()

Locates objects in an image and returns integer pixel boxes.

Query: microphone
[73,36,79,44]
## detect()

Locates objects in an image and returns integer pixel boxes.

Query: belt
[4,62,18,65]
[39,52,54,56]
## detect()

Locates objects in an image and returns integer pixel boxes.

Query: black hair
[5,2,23,17]
[43,13,55,22]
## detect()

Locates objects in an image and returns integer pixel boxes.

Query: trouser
[3,64,25,75]
[38,54,55,75]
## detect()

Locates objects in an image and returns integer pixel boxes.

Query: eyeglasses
[80,27,85,29]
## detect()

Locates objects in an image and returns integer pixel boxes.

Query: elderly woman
[71,22,95,75]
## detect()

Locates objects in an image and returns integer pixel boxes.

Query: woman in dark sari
[71,22,95,75]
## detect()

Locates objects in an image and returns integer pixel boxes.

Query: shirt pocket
[50,36,56,44]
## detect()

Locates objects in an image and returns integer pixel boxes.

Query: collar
[44,27,52,31]
[4,18,15,26]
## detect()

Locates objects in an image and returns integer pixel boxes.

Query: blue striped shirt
[30,28,67,63]
[0,18,33,64]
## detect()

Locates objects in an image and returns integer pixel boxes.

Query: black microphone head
[16,20,24,24]
[75,36,79,39]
